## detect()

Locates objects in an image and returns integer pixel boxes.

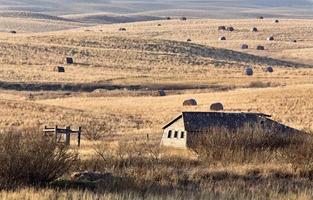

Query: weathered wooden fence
[43,126,81,147]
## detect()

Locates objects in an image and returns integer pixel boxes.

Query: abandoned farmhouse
[161,112,301,149]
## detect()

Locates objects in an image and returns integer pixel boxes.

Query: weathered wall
[160,117,187,148]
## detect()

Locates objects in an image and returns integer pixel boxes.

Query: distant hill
[0,0,312,32]
[62,13,163,24]
[0,0,312,19]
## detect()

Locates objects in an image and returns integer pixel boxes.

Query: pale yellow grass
[0,19,311,86]
[0,186,311,200]
[0,188,133,200]
[36,84,313,132]
[0,17,86,32]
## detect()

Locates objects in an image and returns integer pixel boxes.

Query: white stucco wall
[160,117,187,148]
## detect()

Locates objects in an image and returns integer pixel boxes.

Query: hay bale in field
[291,39,297,43]
[180,17,187,21]
[251,27,258,32]
[158,90,166,96]
[263,66,274,73]
[267,36,274,41]
[256,45,265,50]
[55,66,65,73]
[210,103,224,111]
[218,36,226,41]
[241,44,249,49]
[274,19,279,23]
[183,99,197,106]
[66,57,74,64]
[244,67,253,76]
[157,24,162,26]
[218,26,226,31]
[187,39,192,42]
[10,30,17,34]
[166,17,171,20]
[226,26,234,32]
[119,27,127,31]
[258,16,264,19]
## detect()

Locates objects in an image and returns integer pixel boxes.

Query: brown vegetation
[0,18,312,199]
[0,128,77,189]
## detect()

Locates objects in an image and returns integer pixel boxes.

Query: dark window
[174,131,178,138]
[168,130,172,138]
[181,131,185,138]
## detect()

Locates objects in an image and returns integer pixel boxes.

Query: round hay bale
[10,30,17,34]
[258,16,264,19]
[251,27,258,32]
[180,17,187,21]
[55,66,65,73]
[226,26,234,32]
[218,36,226,41]
[157,24,162,26]
[263,66,274,73]
[274,19,279,23]
[244,67,253,76]
[119,28,127,31]
[256,45,265,50]
[241,44,249,49]
[183,99,197,106]
[187,39,192,42]
[291,39,297,43]
[166,17,171,20]
[158,90,166,97]
[218,26,226,31]
[210,103,224,111]
[267,36,274,41]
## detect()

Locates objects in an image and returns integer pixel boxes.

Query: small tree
[83,121,112,141]
[0,128,78,189]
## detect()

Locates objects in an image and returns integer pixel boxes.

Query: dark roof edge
[162,114,183,129]
[182,111,271,118]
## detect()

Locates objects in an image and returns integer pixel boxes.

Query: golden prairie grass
[1,188,313,200]
[0,19,312,86]
[0,18,313,199]
[2,128,313,200]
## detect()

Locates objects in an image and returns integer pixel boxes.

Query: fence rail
[43,125,81,147]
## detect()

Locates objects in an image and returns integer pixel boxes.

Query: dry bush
[0,128,78,189]
[93,140,162,170]
[78,130,313,195]
[83,120,113,141]
[190,125,307,164]
[281,136,313,175]
[247,81,282,88]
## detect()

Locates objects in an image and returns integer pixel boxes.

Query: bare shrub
[190,125,304,164]
[94,140,161,170]
[247,81,271,88]
[0,128,77,189]
[247,81,282,88]
[83,120,113,141]
[281,136,313,173]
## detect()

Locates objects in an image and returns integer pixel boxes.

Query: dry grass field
[2,17,313,199]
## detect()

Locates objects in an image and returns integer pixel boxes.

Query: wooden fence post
[78,127,81,147]
[55,125,58,142]
[44,126,47,136]
[65,126,71,146]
